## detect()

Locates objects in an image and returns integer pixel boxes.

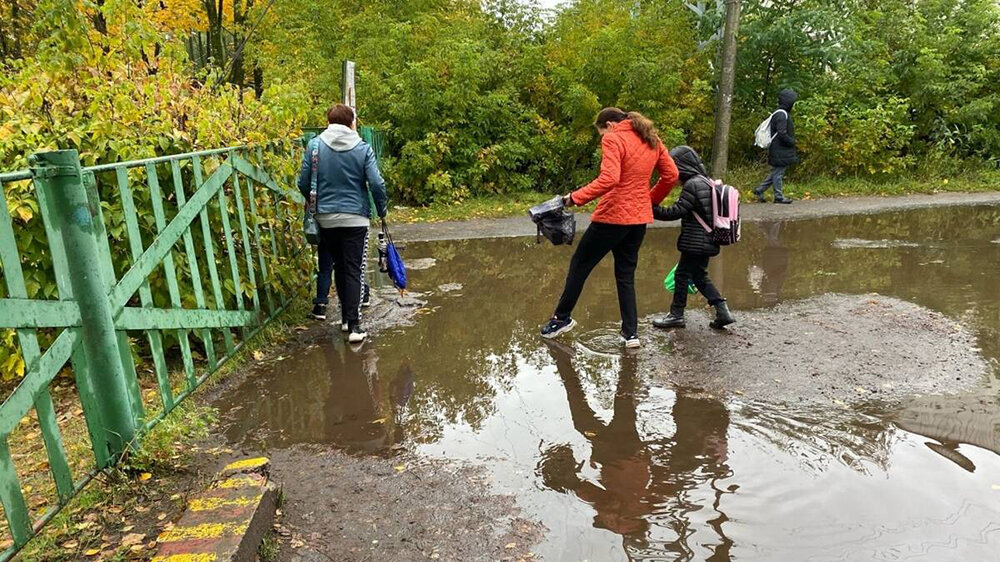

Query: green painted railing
[0,142,309,558]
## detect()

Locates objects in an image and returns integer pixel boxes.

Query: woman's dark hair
[594,107,660,149]
[327,104,355,126]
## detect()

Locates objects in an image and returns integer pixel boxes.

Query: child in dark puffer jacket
[651,146,736,330]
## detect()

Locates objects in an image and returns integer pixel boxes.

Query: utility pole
[711,0,742,179]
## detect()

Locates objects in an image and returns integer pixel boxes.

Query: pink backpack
[693,178,741,246]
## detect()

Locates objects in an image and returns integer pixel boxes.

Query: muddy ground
[270,447,544,562]
[637,293,989,405]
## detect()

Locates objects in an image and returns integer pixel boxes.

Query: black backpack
[528,196,576,246]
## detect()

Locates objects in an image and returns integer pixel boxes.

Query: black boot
[710,301,736,329]
[653,307,686,329]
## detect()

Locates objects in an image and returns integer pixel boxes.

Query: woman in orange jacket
[541,108,679,348]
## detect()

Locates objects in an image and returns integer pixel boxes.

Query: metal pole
[711,0,742,179]
[30,150,137,464]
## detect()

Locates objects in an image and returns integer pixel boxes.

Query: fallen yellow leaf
[84,549,100,556]
[253,350,264,361]
[139,472,152,481]
[394,465,406,472]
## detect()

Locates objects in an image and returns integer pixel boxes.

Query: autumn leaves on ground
[0,307,310,561]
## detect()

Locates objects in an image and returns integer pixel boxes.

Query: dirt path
[636,293,989,405]
[271,447,543,562]
[395,191,1000,242]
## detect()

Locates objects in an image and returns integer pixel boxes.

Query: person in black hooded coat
[754,89,798,204]
[651,146,735,330]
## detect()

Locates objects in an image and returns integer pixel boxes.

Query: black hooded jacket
[652,146,720,257]
[768,89,798,167]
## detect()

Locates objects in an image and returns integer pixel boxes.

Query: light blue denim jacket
[297,125,388,219]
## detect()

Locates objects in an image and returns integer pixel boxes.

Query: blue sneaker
[541,316,577,339]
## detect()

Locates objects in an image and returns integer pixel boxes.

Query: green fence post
[30,150,137,463]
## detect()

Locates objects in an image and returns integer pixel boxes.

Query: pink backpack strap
[693,177,717,234]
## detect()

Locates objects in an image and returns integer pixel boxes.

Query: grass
[258,529,280,562]
[389,166,1000,224]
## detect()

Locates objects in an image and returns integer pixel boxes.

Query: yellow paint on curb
[157,522,249,543]
[188,494,263,512]
[150,554,219,562]
[223,457,269,472]
[214,475,262,490]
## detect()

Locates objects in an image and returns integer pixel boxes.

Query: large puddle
[217,205,1000,561]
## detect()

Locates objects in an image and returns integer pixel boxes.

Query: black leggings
[672,252,724,311]
[314,226,369,327]
[555,222,646,337]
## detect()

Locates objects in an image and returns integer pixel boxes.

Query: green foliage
[251,0,999,203]
[254,0,710,203]
[0,0,310,380]
[732,0,1000,174]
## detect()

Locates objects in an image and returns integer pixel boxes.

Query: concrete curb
[151,456,279,562]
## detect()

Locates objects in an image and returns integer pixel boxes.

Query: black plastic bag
[528,196,576,246]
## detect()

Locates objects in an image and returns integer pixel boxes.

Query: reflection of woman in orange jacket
[540,342,652,535]
[539,341,733,557]
[541,108,679,347]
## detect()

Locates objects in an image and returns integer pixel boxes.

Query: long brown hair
[594,107,661,149]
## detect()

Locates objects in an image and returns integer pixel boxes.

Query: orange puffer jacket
[570,120,679,225]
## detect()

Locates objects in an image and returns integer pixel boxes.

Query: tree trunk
[711,0,742,179]
[203,0,224,64]
[1,0,21,59]
[230,0,246,86]
[253,65,264,98]
[93,0,108,35]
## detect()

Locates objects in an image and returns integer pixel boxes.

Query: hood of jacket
[778,89,798,111]
[668,146,708,183]
[319,124,362,152]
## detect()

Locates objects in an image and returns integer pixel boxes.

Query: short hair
[327,104,355,126]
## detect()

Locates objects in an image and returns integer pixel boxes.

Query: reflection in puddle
[832,238,922,249]
[217,205,1000,560]
[219,341,415,454]
[540,340,734,559]
[895,395,1000,473]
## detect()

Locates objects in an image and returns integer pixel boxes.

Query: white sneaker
[622,335,641,349]
[348,328,367,344]
[341,323,349,333]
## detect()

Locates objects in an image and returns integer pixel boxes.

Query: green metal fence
[0,142,309,558]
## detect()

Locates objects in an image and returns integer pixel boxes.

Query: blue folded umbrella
[381,219,407,292]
